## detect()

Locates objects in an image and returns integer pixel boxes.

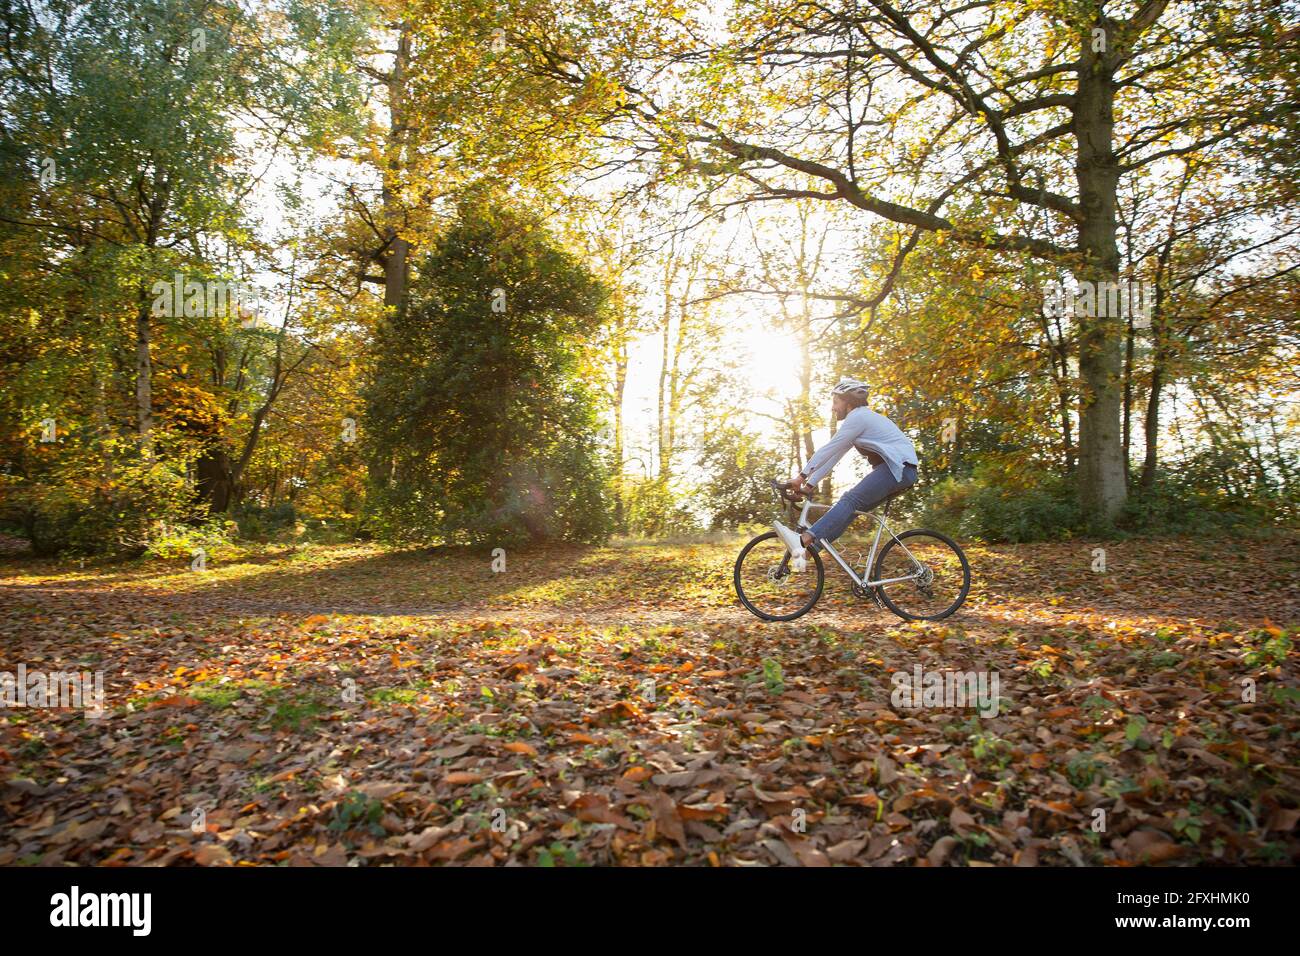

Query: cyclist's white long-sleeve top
[802,406,919,486]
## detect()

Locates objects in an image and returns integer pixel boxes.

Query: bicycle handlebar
[769,478,813,505]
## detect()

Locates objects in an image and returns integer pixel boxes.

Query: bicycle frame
[790,499,924,588]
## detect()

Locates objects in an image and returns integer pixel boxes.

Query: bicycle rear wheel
[871,529,970,621]
[734,531,824,621]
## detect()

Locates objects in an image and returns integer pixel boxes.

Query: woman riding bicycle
[774,377,919,568]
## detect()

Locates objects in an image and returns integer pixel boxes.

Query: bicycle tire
[734,531,825,622]
[871,528,970,621]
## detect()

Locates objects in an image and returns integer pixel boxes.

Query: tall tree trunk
[382,26,411,315]
[657,313,669,478]
[1122,314,1135,482]
[1042,308,1075,475]
[664,298,691,481]
[135,296,154,458]
[1140,352,1164,490]
[612,321,627,529]
[196,445,235,513]
[799,298,814,463]
[823,405,837,499]
[656,247,675,479]
[203,310,298,513]
[1058,384,1075,476]
[1072,34,1127,524]
[789,423,799,483]
[93,362,113,481]
[1140,178,1181,492]
[135,173,170,461]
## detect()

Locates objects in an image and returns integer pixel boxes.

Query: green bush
[913,462,1293,543]
[623,476,699,538]
[232,501,298,539]
[696,426,781,530]
[1118,474,1289,536]
[4,458,197,557]
[362,196,613,546]
[916,469,1080,543]
[144,517,239,561]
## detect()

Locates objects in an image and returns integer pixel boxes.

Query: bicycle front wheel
[871,529,970,621]
[734,531,824,622]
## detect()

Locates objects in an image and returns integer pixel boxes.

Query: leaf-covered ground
[1,532,1297,866]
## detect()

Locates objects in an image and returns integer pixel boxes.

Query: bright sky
[234,22,1294,496]
[618,305,813,478]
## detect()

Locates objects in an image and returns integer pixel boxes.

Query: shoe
[772,522,808,572]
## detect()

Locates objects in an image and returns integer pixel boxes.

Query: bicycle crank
[851,581,886,609]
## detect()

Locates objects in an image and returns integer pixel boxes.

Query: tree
[363,196,613,544]
[585,221,652,531]
[496,0,1294,525]
[697,424,782,530]
[0,0,369,531]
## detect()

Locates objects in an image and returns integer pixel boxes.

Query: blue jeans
[806,463,917,549]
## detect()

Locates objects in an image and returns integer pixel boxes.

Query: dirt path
[0,581,755,625]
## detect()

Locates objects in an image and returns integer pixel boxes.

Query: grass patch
[265,687,332,732]
[191,678,273,709]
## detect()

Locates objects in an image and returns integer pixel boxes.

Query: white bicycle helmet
[831,377,870,399]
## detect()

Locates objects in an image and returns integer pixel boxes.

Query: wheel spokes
[738,536,819,618]
[876,536,967,618]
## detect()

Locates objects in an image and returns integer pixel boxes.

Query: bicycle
[734,478,971,622]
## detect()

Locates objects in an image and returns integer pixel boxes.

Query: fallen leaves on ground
[1,533,1297,866]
